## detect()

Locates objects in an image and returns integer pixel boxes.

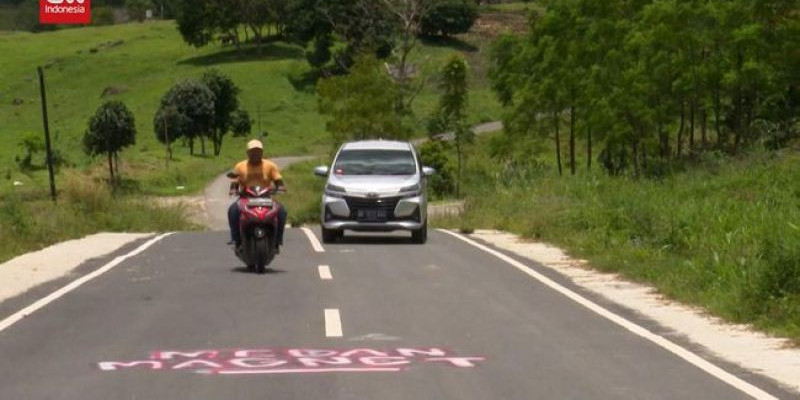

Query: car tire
[411,221,427,244]
[321,227,341,243]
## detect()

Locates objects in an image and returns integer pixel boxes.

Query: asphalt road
[0,228,795,400]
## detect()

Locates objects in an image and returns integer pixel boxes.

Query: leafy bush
[450,139,800,339]
[92,6,115,26]
[418,140,455,198]
[421,0,478,37]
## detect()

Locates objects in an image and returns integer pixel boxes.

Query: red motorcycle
[230,180,284,274]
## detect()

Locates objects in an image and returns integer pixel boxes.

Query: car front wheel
[321,227,342,243]
[411,221,427,244]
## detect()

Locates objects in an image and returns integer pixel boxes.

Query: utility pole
[37,66,57,202]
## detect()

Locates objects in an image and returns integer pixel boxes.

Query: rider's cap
[247,139,263,150]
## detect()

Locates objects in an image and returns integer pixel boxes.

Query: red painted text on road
[98,347,485,374]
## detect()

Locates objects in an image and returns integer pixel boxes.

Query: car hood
[329,175,418,196]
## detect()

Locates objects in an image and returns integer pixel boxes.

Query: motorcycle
[228,174,284,273]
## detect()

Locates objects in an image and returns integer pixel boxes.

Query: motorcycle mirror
[226,171,239,179]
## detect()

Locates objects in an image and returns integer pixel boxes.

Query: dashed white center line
[325,309,343,338]
[319,265,333,280]
[301,227,325,253]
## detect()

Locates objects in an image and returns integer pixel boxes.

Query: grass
[0,22,330,194]
[0,169,198,264]
[279,158,328,226]
[431,133,800,341]
[0,20,502,195]
[0,16,504,260]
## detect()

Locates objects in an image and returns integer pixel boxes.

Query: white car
[314,140,435,244]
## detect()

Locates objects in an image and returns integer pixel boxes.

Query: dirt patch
[101,85,128,97]
[472,11,530,38]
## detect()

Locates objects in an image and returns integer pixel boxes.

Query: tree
[286,0,399,72]
[153,104,183,160]
[432,55,471,197]
[84,101,136,184]
[231,109,253,137]
[155,80,215,156]
[420,0,478,37]
[202,69,241,156]
[317,54,410,145]
[16,133,44,171]
[127,0,153,22]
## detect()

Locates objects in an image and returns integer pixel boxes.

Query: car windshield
[333,149,417,176]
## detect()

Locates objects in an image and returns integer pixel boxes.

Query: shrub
[421,0,478,37]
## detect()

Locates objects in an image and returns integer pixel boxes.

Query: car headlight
[399,183,421,197]
[325,183,346,198]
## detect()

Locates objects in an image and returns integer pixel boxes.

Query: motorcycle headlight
[325,183,346,198]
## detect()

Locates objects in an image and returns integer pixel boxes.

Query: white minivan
[314,140,435,244]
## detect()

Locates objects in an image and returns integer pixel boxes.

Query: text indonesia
[40,0,91,25]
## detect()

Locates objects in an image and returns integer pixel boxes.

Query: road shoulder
[468,229,800,395]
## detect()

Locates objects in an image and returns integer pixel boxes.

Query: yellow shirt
[232,159,283,188]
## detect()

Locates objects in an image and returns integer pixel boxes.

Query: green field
[0,18,503,261]
[0,20,501,195]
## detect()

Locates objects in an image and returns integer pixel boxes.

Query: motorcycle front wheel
[254,237,269,274]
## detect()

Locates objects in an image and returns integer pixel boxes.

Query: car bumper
[321,194,426,231]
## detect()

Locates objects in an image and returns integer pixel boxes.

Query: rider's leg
[228,201,241,245]
[277,205,287,247]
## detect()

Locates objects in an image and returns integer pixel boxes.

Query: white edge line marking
[0,233,174,334]
[325,308,343,338]
[301,227,325,253]
[319,265,333,280]
[439,229,777,400]
[215,367,399,374]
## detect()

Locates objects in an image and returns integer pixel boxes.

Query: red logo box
[40,0,91,25]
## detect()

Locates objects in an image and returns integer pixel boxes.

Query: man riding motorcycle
[227,139,288,253]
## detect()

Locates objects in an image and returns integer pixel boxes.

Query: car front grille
[344,196,401,219]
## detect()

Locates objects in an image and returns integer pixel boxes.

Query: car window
[333,149,417,176]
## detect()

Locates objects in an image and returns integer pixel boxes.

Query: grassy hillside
[0,22,326,193]
[0,19,504,196]
[0,14,511,261]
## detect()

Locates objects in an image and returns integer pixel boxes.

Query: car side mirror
[314,166,329,177]
[422,166,436,177]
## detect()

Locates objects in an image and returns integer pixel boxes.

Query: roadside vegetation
[432,135,800,340]
[0,1,505,261]
[2,0,798,343]
[422,0,800,341]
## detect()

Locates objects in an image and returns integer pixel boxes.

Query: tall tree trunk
[658,124,669,159]
[676,103,685,157]
[189,138,195,156]
[569,104,576,175]
[586,125,592,171]
[455,139,462,199]
[631,138,639,176]
[714,84,723,150]
[200,136,206,155]
[701,106,707,150]
[689,99,696,154]
[641,142,647,171]
[553,110,562,176]
[107,152,115,184]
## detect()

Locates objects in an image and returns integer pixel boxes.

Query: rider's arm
[274,179,287,193]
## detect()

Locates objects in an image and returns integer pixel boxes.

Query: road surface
[0,228,795,399]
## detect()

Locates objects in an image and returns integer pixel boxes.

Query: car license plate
[357,209,387,221]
